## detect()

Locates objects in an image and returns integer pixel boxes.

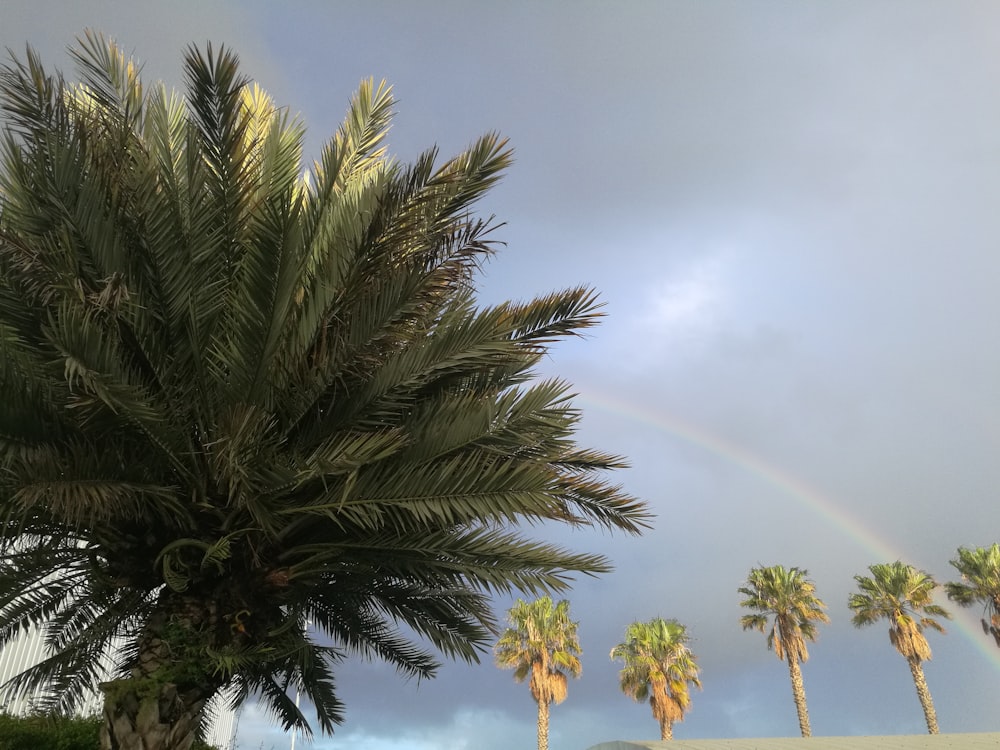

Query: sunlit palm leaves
[849,561,950,734]
[495,597,582,750]
[946,543,1000,647]
[0,32,649,743]
[610,618,701,741]
[738,565,828,737]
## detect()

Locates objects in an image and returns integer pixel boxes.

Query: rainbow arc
[575,388,1000,675]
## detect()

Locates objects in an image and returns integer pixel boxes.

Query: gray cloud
[5,2,1000,749]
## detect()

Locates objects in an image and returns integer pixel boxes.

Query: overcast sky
[5,2,1000,749]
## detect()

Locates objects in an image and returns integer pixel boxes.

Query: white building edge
[0,625,238,749]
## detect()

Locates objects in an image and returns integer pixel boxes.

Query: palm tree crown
[610,617,701,741]
[849,562,949,661]
[495,597,582,750]
[945,544,1000,647]
[849,561,950,734]
[0,34,648,749]
[738,565,828,666]
[738,565,828,737]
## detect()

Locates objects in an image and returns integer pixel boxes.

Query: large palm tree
[610,617,701,741]
[945,543,1000,647]
[738,565,828,738]
[0,34,649,750]
[849,561,950,734]
[494,597,582,750]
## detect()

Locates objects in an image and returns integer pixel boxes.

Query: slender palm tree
[945,544,1000,647]
[495,597,582,750]
[0,34,650,750]
[610,617,701,741]
[738,565,828,737]
[849,561,950,734]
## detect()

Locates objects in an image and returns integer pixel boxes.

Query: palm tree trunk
[786,656,812,737]
[100,680,211,750]
[99,600,220,750]
[907,658,939,734]
[537,697,549,750]
[659,717,673,741]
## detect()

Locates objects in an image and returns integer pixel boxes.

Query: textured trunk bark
[537,697,549,750]
[100,680,211,750]
[786,656,811,737]
[908,658,939,734]
[99,597,223,750]
[659,717,673,741]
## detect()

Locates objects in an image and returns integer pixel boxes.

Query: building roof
[587,734,1000,750]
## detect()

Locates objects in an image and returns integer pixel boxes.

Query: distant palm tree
[610,618,701,740]
[945,544,1000,647]
[738,565,829,737]
[495,597,582,750]
[849,561,951,734]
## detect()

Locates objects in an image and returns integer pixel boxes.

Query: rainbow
[574,387,1000,675]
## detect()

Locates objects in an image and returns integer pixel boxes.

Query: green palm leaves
[495,597,582,750]
[946,543,1000,647]
[849,562,950,659]
[739,566,829,666]
[849,561,950,734]
[739,565,828,737]
[610,618,700,741]
[0,33,648,745]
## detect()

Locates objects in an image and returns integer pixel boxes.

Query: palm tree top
[849,561,950,665]
[946,544,1000,607]
[610,617,700,741]
[945,543,1000,647]
[495,597,582,681]
[738,565,829,663]
[610,617,702,694]
[849,562,951,630]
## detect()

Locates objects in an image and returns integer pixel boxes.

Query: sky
[4,1,1000,748]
